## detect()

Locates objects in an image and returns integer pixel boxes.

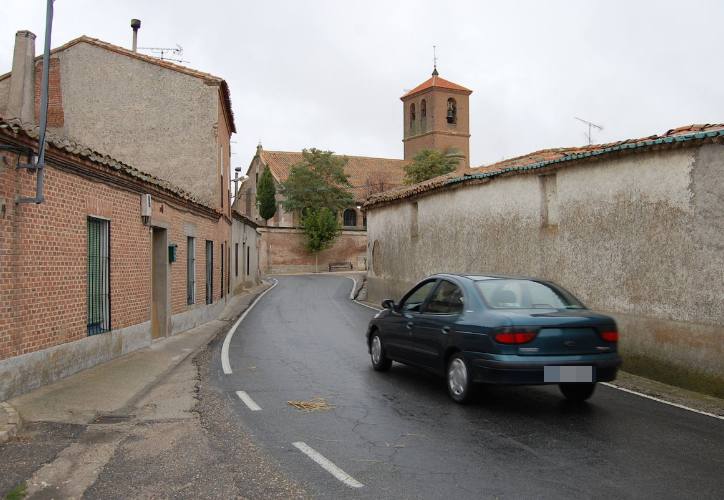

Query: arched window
[409,103,416,130]
[447,98,457,124]
[421,99,427,118]
[343,208,357,227]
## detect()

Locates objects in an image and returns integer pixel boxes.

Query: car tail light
[494,332,537,344]
[600,330,619,342]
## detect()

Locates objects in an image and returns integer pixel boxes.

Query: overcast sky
[2,0,723,171]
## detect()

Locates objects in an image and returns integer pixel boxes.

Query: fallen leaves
[287,398,334,412]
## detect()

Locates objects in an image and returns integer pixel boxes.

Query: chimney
[131,19,141,52]
[6,30,36,124]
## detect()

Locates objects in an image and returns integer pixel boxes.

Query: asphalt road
[212,275,724,499]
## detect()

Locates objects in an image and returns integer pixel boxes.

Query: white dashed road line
[235,390,262,411]
[221,279,278,375]
[292,441,364,489]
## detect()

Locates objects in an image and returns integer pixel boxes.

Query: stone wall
[366,145,724,395]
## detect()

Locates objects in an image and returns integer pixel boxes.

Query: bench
[328,261,353,272]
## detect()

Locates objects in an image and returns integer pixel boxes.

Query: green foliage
[280,148,354,214]
[301,207,340,254]
[403,149,460,184]
[5,482,27,500]
[256,167,277,221]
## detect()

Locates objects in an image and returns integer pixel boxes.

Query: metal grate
[87,217,110,335]
[187,237,195,305]
[205,240,213,304]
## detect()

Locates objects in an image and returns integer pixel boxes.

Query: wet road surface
[211,275,724,499]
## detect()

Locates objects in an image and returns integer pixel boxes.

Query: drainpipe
[131,19,141,52]
[16,0,53,205]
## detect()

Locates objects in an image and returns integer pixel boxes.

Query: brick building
[233,69,470,273]
[0,118,242,400]
[0,29,251,400]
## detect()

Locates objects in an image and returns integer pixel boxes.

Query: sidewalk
[2,282,269,428]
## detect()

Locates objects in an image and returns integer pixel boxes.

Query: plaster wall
[0,77,10,115]
[231,217,261,292]
[55,42,222,208]
[366,146,724,392]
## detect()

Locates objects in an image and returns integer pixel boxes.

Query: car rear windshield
[474,279,583,309]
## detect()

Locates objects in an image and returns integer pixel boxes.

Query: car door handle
[441,326,451,335]
[406,322,414,330]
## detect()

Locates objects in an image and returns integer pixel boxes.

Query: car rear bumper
[467,352,622,385]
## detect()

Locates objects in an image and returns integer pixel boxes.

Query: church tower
[401,68,472,167]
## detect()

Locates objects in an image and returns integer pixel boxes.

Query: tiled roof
[0,115,216,212]
[364,123,724,208]
[259,150,409,202]
[0,35,236,133]
[401,74,472,100]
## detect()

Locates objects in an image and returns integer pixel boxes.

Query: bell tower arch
[401,68,472,167]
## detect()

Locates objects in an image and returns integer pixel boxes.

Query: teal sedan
[366,274,622,404]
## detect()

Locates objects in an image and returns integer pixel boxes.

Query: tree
[403,149,461,184]
[300,207,340,272]
[256,167,277,221]
[280,148,354,214]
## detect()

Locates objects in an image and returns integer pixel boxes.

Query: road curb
[0,401,22,444]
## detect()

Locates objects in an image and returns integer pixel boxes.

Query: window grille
[206,240,213,304]
[87,217,110,335]
[187,237,195,305]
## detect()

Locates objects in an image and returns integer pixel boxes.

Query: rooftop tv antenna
[574,116,604,145]
[137,44,188,63]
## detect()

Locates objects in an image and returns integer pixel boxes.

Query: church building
[232,69,472,274]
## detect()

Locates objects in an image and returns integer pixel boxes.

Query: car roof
[431,273,547,282]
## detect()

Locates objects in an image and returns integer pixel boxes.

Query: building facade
[0,118,246,400]
[234,146,407,273]
[0,30,249,400]
[230,212,261,292]
[364,124,724,396]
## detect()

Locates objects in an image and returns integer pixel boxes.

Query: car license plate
[544,365,594,383]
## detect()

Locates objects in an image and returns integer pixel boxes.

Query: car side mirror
[381,299,396,310]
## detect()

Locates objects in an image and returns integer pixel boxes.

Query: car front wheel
[447,353,474,404]
[559,382,597,402]
[370,333,392,371]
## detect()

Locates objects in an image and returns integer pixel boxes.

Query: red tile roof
[401,74,472,100]
[259,150,409,202]
[0,35,236,133]
[364,123,724,208]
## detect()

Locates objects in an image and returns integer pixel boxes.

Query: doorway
[151,227,169,339]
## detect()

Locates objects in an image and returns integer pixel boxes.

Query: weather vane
[433,45,438,75]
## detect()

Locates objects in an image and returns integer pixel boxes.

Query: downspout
[17,0,54,204]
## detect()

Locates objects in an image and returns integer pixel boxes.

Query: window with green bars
[87,217,110,335]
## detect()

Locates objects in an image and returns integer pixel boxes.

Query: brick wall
[259,228,367,273]
[33,58,64,128]
[0,146,229,361]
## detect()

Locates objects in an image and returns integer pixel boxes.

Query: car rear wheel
[559,382,597,402]
[370,333,392,371]
[447,353,474,404]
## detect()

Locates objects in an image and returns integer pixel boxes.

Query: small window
[343,208,357,227]
[447,98,457,124]
[87,217,110,335]
[424,280,463,314]
[421,99,427,118]
[187,237,195,305]
[246,245,250,276]
[400,280,437,313]
[410,103,416,130]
